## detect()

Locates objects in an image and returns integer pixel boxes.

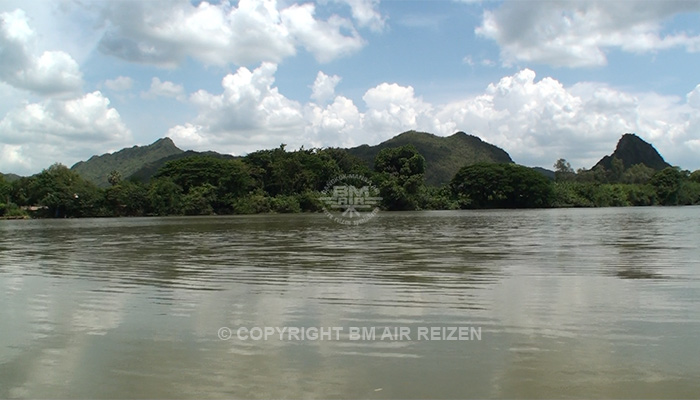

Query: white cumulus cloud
[362,83,436,140]
[97,0,371,67]
[310,71,342,105]
[305,95,362,148]
[329,0,386,32]
[142,77,185,100]
[436,69,700,169]
[168,62,305,152]
[0,91,131,174]
[0,9,83,95]
[166,65,700,171]
[688,84,700,109]
[280,3,365,63]
[476,0,700,67]
[104,76,134,92]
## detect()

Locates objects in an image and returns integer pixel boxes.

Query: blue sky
[1,0,699,176]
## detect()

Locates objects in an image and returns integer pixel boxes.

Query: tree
[108,170,122,186]
[689,170,700,184]
[622,163,655,184]
[374,145,426,210]
[650,167,684,205]
[320,148,373,176]
[104,180,148,216]
[182,184,216,215]
[243,147,342,197]
[0,174,9,216]
[553,158,575,181]
[375,144,426,177]
[9,177,34,207]
[0,174,9,203]
[217,160,256,210]
[28,164,103,218]
[156,156,237,193]
[154,156,258,213]
[147,178,183,216]
[451,163,554,208]
[610,157,625,183]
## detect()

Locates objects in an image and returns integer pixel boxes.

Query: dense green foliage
[129,150,236,183]
[0,174,19,217]
[3,148,699,220]
[5,165,103,218]
[0,174,8,199]
[451,163,554,208]
[552,158,700,207]
[373,145,427,210]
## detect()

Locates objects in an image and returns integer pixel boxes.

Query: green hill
[69,130,513,187]
[71,137,184,187]
[531,167,555,180]
[345,130,513,186]
[0,172,22,182]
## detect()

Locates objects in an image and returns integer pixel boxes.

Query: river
[1,207,699,398]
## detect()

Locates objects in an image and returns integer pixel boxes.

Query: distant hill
[128,150,237,182]
[345,130,513,186]
[69,130,513,187]
[71,138,184,187]
[593,133,671,171]
[0,172,22,182]
[531,167,555,180]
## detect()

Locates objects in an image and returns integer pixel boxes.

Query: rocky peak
[593,133,670,171]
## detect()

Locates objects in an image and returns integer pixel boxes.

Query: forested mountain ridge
[3,131,700,220]
[70,137,184,187]
[0,173,21,182]
[29,131,681,191]
[69,130,514,187]
[345,131,513,185]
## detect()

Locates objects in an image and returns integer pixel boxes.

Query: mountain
[128,150,237,182]
[593,133,671,171]
[0,172,22,182]
[71,137,184,187]
[70,130,513,187]
[345,130,513,186]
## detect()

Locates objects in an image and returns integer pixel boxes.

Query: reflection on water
[1,208,699,398]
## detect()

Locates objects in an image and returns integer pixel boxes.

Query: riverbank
[0,215,29,220]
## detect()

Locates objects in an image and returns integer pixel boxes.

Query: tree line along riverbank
[2,144,699,219]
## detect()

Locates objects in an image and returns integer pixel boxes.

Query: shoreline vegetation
[1,143,699,220]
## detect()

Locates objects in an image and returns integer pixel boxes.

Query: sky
[1,0,699,176]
